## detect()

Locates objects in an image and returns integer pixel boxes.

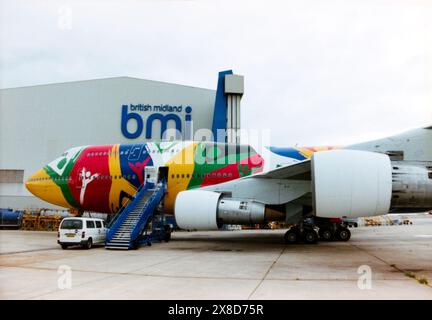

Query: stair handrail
[106,181,155,242]
[107,181,153,229]
[130,181,166,244]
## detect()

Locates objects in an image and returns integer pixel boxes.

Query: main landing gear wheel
[318,228,334,241]
[302,228,318,244]
[284,227,299,244]
[335,227,351,241]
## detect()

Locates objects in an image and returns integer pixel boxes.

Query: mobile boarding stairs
[105,180,172,250]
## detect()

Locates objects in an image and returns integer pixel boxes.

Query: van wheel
[83,238,92,249]
[61,244,68,250]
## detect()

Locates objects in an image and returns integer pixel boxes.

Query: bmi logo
[121,104,193,139]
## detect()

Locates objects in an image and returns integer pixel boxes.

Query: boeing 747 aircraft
[25,126,432,244]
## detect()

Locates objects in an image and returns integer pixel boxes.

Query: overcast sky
[1,0,431,146]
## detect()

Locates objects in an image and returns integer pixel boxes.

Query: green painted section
[43,148,83,207]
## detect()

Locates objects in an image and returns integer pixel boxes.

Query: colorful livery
[25,141,271,214]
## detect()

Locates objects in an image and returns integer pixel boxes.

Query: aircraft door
[144,166,158,184]
[158,166,169,183]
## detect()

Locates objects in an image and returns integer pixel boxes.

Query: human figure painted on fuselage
[79,167,99,205]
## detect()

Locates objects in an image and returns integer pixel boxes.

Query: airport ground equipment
[105,181,168,249]
[0,208,23,228]
[21,209,63,231]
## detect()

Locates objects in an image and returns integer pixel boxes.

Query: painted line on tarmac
[0,247,59,255]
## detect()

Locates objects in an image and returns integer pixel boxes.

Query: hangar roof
[0,76,215,92]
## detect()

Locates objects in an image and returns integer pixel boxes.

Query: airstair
[105,181,169,250]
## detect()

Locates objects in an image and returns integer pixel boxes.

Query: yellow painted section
[25,169,71,208]
[297,146,337,159]
[164,143,197,213]
[108,144,137,213]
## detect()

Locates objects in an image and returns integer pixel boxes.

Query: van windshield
[60,219,83,230]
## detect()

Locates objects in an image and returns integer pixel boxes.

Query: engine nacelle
[312,150,392,218]
[174,190,283,230]
[391,162,432,211]
[174,190,222,230]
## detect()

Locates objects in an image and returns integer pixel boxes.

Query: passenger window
[95,221,102,228]
[86,221,95,228]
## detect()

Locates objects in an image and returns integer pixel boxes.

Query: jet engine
[174,190,284,230]
[390,162,432,212]
[312,150,432,218]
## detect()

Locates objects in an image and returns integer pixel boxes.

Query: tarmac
[0,216,431,300]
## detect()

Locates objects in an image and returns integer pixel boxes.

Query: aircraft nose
[25,168,50,198]
[25,168,72,208]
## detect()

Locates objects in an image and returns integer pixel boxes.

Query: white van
[58,217,107,249]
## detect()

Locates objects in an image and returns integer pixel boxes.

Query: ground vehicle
[58,217,107,249]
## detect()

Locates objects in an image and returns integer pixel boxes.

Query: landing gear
[335,227,351,241]
[284,226,318,244]
[284,217,352,244]
[302,227,318,244]
[284,227,300,244]
[318,227,334,241]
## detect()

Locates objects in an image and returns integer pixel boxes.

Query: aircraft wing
[201,159,313,207]
[248,160,311,179]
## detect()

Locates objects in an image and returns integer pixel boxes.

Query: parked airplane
[25,126,432,244]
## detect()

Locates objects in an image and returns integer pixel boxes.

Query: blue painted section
[211,70,233,142]
[267,146,308,161]
[121,105,143,139]
[119,144,153,188]
[145,113,182,139]
[121,105,186,140]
